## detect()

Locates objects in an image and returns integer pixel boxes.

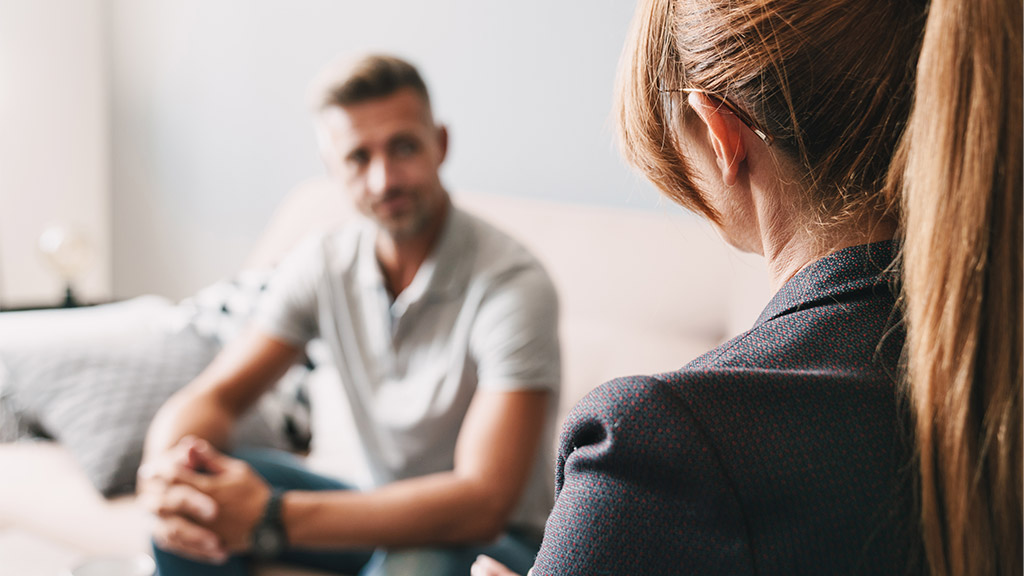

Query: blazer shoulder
[537,374,754,575]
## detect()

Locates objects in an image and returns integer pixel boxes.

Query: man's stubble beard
[374,195,433,241]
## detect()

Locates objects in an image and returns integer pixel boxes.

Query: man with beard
[138,54,560,576]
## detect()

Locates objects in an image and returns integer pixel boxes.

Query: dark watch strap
[252,488,287,560]
[264,488,284,525]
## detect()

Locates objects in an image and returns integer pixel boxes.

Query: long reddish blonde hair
[616,0,1023,573]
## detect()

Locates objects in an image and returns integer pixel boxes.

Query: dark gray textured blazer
[533,242,918,575]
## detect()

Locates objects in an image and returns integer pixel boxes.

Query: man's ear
[686,92,747,186]
[436,125,449,164]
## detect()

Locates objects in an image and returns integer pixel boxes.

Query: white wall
[0,0,110,307]
[106,0,668,301]
[0,2,676,305]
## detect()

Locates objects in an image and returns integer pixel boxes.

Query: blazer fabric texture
[532,241,917,576]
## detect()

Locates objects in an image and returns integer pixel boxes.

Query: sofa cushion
[0,297,291,496]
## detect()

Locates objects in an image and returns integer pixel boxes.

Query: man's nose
[366,157,397,196]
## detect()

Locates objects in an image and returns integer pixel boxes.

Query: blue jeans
[152,449,540,576]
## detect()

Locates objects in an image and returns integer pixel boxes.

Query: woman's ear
[687,92,748,186]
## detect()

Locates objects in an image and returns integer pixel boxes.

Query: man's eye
[347,151,369,166]
[393,140,418,157]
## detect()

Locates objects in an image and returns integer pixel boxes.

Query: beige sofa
[0,179,769,575]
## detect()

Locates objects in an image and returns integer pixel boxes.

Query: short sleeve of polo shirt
[251,235,325,347]
[468,262,561,393]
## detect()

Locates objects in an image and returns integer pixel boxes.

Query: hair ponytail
[901,0,1023,573]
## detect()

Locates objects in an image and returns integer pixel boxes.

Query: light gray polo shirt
[253,202,561,533]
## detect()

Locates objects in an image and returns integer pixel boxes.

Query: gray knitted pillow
[0,324,289,497]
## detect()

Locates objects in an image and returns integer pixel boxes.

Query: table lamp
[38,224,92,307]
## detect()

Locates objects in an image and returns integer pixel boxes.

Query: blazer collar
[754,240,899,327]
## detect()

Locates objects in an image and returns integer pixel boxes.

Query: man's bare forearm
[143,386,237,463]
[282,470,515,549]
[282,389,550,550]
[142,329,303,464]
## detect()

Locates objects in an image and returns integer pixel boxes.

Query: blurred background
[0,0,667,309]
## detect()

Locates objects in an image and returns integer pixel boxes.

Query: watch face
[253,525,285,558]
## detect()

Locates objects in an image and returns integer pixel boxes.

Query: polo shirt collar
[354,201,474,307]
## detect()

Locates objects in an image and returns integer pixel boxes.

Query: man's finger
[154,484,219,522]
[138,434,212,479]
[152,515,228,564]
[138,480,168,517]
[187,438,229,474]
[139,443,201,484]
[163,462,215,492]
[471,555,522,576]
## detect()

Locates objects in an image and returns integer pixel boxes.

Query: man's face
[317,88,448,241]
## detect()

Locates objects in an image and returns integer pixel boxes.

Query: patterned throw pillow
[0,321,289,496]
[0,271,311,497]
[2,324,205,494]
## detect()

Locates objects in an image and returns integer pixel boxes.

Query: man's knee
[231,447,346,491]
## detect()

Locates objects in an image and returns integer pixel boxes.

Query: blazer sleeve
[531,375,755,576]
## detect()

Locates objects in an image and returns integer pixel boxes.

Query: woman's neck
[759,207,897,292]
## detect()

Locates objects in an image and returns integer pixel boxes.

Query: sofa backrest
[453,192,770,425]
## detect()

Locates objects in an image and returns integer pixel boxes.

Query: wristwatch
[251,488,287,560]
